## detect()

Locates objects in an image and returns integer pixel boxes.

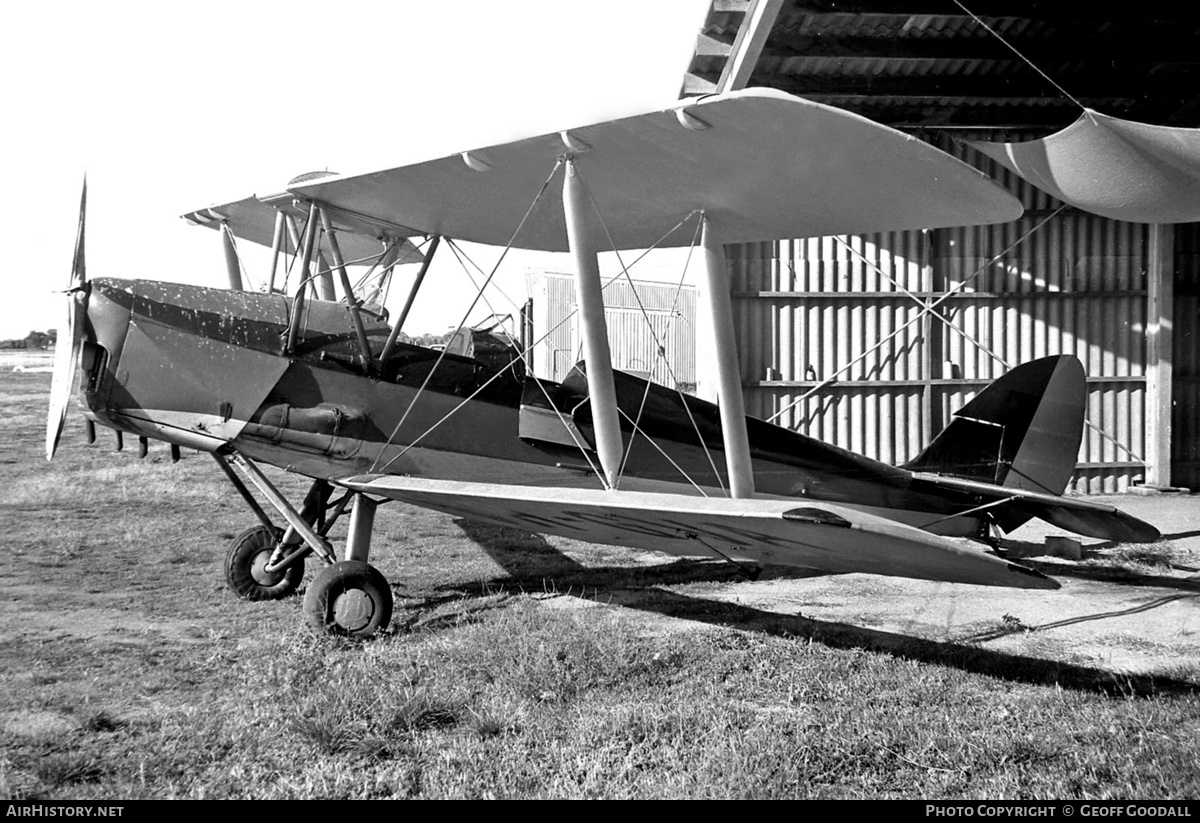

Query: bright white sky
[2,0,710,340]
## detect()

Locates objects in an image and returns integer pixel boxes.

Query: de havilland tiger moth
[46,88,1160,637]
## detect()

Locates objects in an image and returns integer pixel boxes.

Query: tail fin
[903,355,1086,496]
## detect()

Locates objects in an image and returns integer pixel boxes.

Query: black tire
[225,525,305,601]
[303,561,393,639]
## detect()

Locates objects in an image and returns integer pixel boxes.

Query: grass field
[2,370,1199,799]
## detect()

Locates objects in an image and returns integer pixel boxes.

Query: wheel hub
[249,549,282,586]
[332,589,375,632]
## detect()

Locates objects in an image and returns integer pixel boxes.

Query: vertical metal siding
[733,132,1152,494]
[535,273,696,390]
[530,274,577,385]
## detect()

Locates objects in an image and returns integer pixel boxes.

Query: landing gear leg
[221,478,341,601]
[215,451,392,638]
[303,494,393,638]
[216,450,340,598]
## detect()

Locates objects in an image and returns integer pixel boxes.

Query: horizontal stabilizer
[1017,501,1161,544]
[339,476,1057,590]
[910,472,1161,543]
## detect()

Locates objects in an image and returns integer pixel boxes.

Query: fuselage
[75,277,987,535]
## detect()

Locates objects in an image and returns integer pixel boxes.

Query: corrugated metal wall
[730,133,1155,493]
[533,273,576,382]
[530,273,697,391]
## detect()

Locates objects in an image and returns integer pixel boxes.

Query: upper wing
[910,472,1162,543]
[182,194,424,266]
[287,88,1023,252]
[338,476,1057,590]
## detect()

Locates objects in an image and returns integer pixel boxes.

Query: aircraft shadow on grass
[405,519,1200,699]
[1017,561,1200,594]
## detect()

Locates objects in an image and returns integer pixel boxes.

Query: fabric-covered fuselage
[76,278,984,534]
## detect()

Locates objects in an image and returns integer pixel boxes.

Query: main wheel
[303,561,393,639]
[225,525,305,601]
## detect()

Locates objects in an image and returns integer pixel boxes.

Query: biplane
[47,88,1159,638]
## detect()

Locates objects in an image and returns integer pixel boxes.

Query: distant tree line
[0,330,57,350]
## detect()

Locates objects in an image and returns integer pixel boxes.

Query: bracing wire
[824,228,1145,464]
[369,311,603,483]
[573,171,730,494]
[369,159,564,474]
[442,238,611,488]
[767,206,1067,425]
[952,0,1087,113]
[369,176,726,495]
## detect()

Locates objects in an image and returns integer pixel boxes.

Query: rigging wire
[825,228,1145,464]
[369,159,565,474]
[353,236,429,301]
[368,309,605,483]
[447,237,717,497]
[935,6,1148,462]
[442,238,611,487]
[442,238,525,318]
[952,0,1087,114]
[574,175,729,495]
[377,235,715,492]
[616,407,712,498]
[766,206,1066,425]
[830,230,1021,372]
[370,179,727,496]
[610,222,713,487]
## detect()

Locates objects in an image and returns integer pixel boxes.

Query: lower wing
[338,476,1058,590]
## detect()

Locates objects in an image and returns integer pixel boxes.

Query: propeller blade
[46,180,89,461]
[70,179,86,288]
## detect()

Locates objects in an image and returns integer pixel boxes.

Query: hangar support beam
[717,0,786,93]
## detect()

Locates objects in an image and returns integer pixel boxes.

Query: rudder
[903,355,1086,496]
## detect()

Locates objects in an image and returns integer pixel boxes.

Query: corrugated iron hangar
[680,0,1200,494]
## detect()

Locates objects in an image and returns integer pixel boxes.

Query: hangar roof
[681,1,1200,132]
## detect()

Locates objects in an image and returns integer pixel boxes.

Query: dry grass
[1105,542,1192,572]
[2,371,1200,799]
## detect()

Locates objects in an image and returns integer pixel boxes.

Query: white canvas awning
[970,110,1200,224]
